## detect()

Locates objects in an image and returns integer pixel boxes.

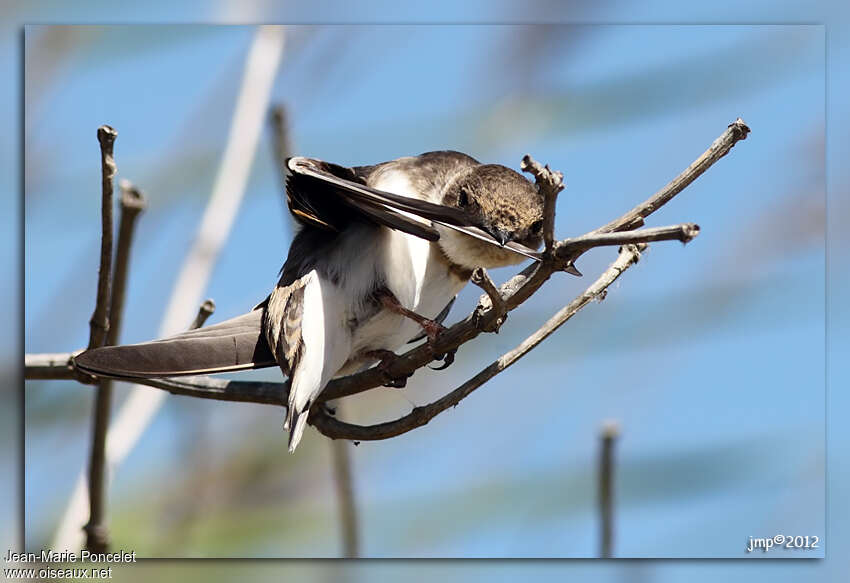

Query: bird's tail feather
[283,270,351,453]
[287,411,310,453]
[73,309,277,379]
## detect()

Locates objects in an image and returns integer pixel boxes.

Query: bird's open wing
[73,309,277,379]
[286,156,543,261]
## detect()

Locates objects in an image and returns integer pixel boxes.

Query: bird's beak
[484,226,512,246]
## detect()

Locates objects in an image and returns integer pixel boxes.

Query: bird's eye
[458,189,469,207]
[531,219,544,234]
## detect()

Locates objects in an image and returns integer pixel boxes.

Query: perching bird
[75,151,576,451]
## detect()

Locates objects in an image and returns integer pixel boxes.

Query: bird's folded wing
[73,309,277,379]
[286,156,542,261]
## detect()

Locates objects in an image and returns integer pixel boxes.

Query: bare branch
[471,267,506,332]
[124,375,286,406]
[85,177,146,553]
[554,223,699,263]
[190,299,216,330]
[25,352,80,379]
[598,118,749,234]
[87,125,117,350]
[108,181,147,346]
[521,154,564,253]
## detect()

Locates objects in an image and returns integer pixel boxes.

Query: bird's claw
[383,375,411,388]
[367,349,413,388]
[429,348,456,371]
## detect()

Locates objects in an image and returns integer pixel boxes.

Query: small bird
[76,151,572,451]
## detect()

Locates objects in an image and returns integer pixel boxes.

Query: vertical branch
[190,299,216,330]
[85,179,146,552]
[598,420,620,559]
[270,104,297,231]
[520,154,564,254]
[108,181,148,346]
[329,404,359,558]
[87,125,117,350]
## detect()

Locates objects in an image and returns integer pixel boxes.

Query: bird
[75,150,576,452]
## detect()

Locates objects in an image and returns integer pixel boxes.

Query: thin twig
[85,179,146,553]
[107,181,147,346]
[25,352,79,379]
[554,119,749,276]
[598,420,620,559]
[471,267,506,332]
[598,118,749,234]
[87,125,117,350]
[521,154,564,254]
[556,223,699,259]
[190,299,216,330]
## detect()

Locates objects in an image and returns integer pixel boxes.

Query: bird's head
[437,164,544,270]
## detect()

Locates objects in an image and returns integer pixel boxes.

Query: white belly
[348,232,465,357]
[331,170,467,373]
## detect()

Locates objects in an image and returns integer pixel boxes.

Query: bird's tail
[286,411,311,453]
[277,269,351,453]
[73,309,277,379]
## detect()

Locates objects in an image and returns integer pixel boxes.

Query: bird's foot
[377,289,446,344]
[421,318,447,343]
[365,349,413,388]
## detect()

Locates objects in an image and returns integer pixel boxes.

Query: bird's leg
[364,349,412,388]
[376,290,446,342]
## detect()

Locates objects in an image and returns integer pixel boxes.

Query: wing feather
[264,277,307,376]
[285,155,543,262]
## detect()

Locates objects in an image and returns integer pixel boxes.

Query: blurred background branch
[598,420,620,559]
